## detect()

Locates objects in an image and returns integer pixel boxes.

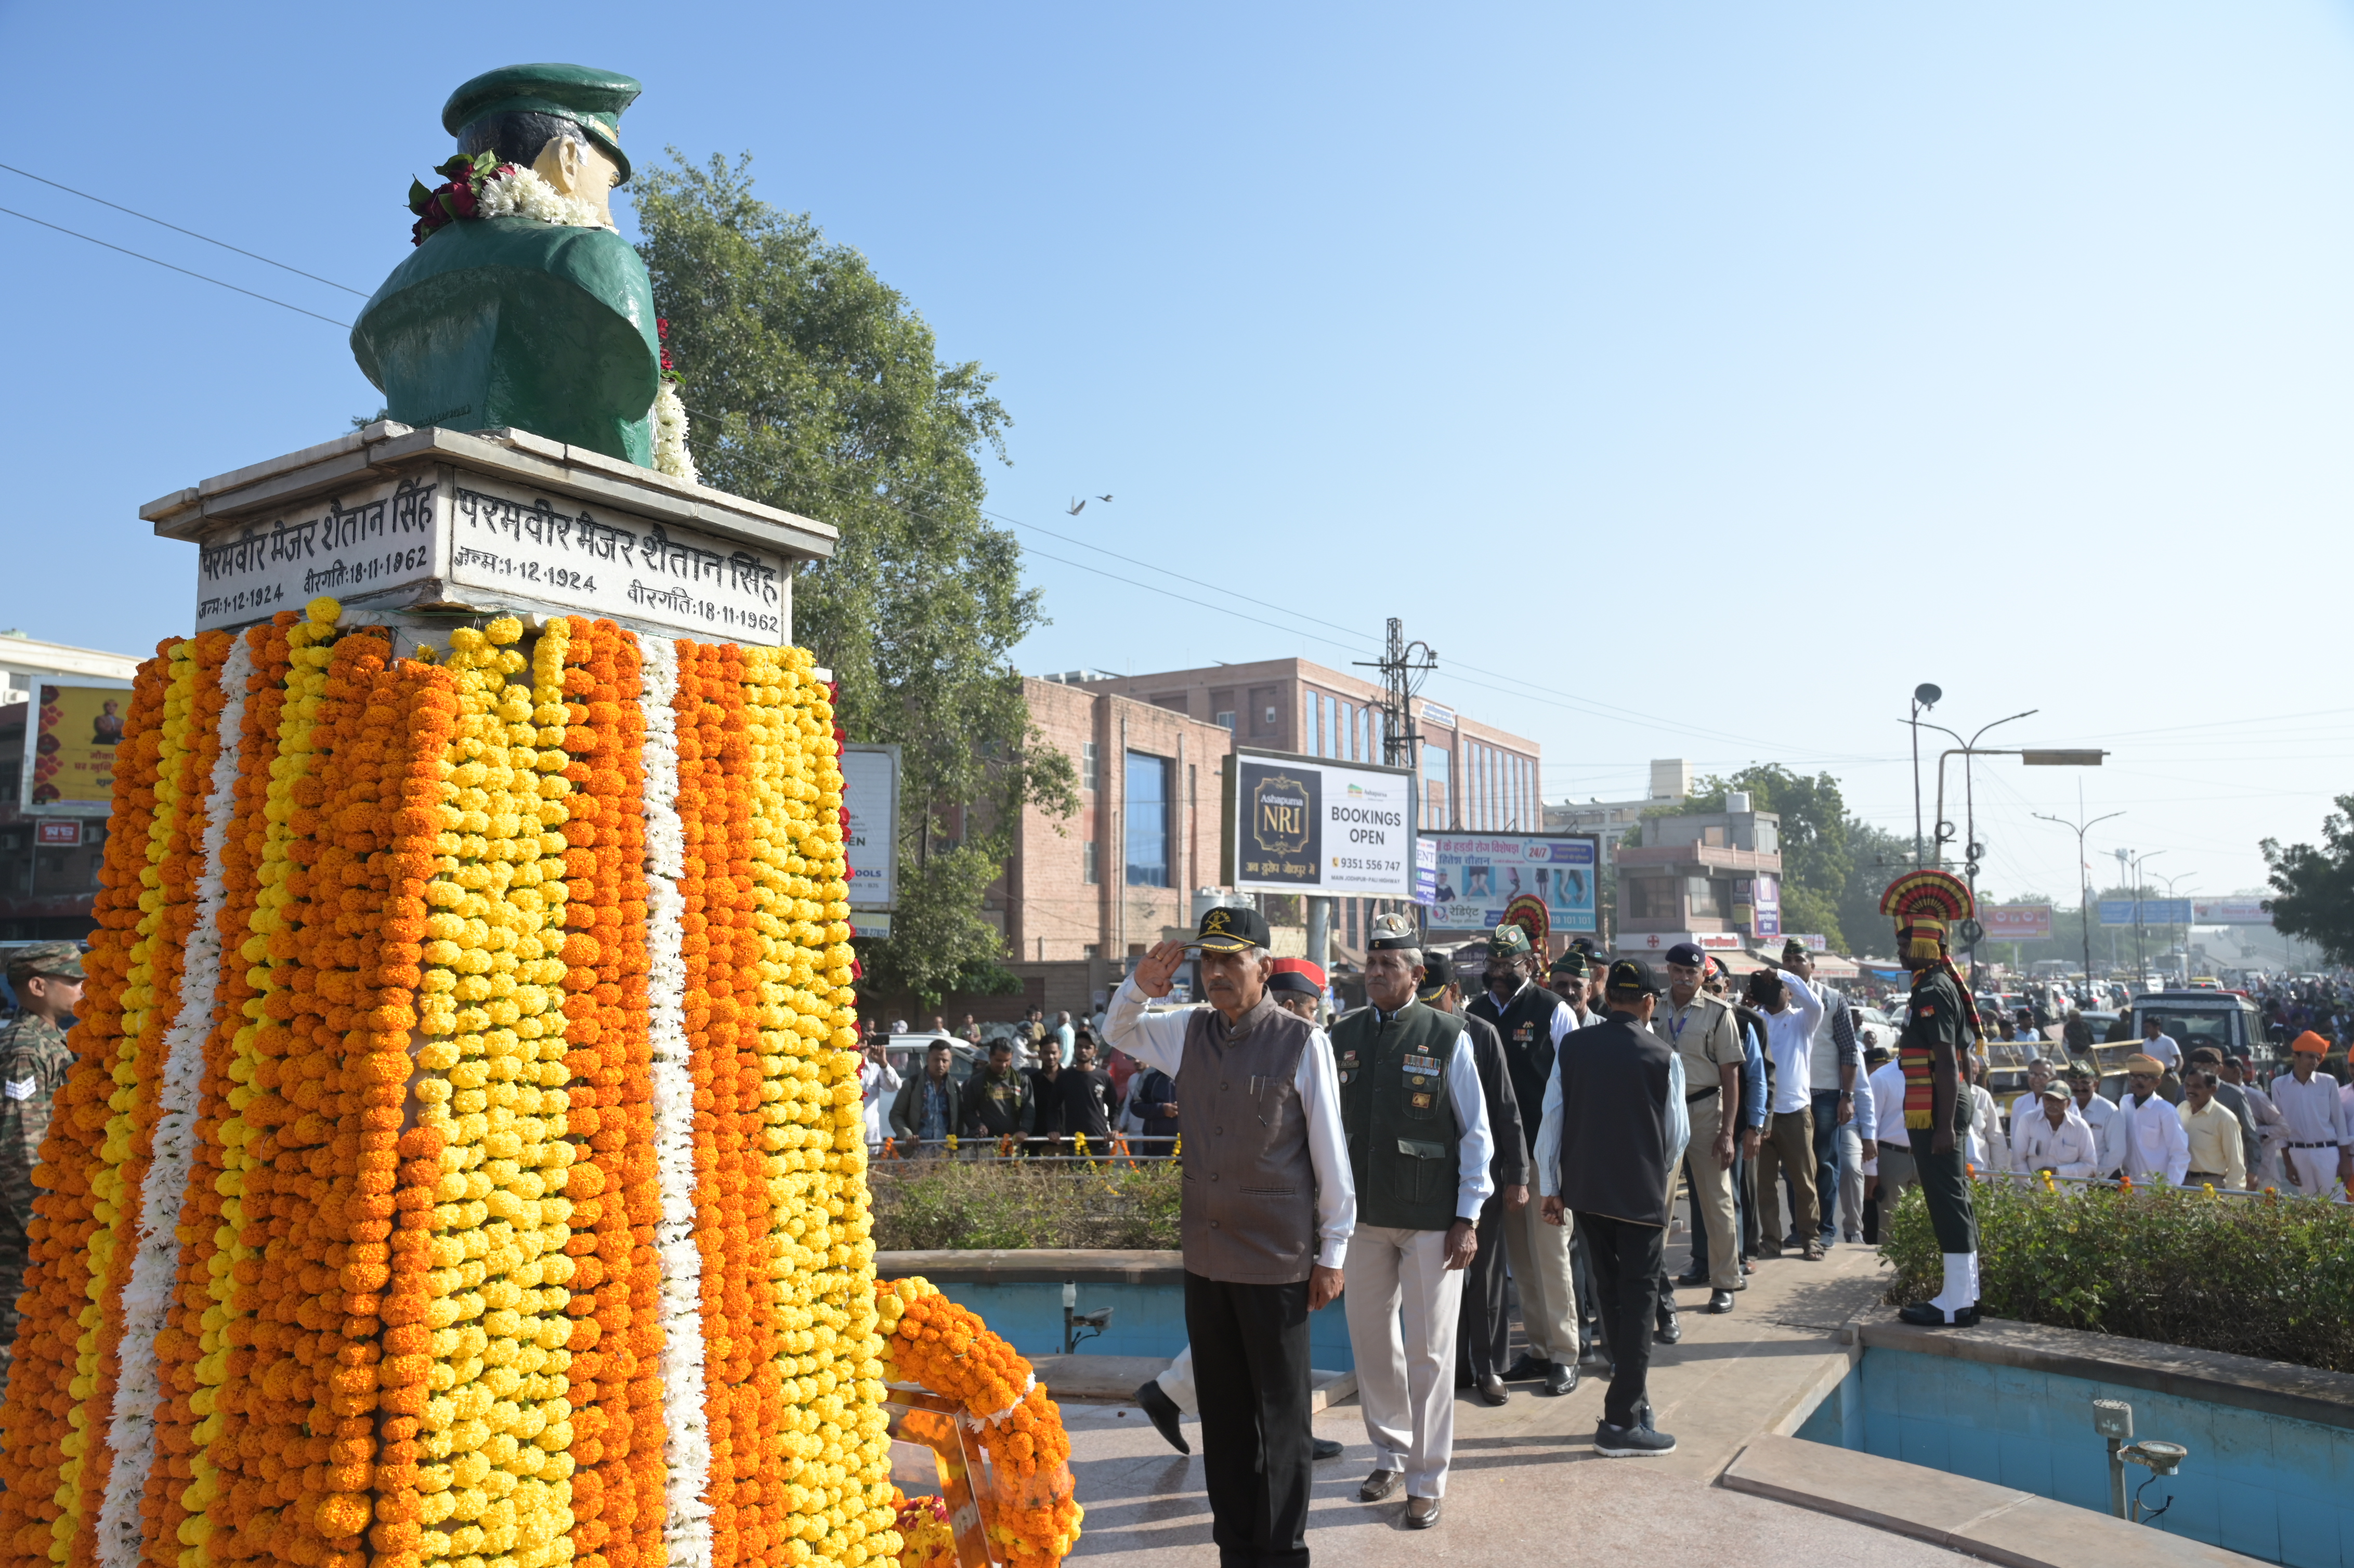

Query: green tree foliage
[634,154,1077,1007]
[2261,799,2354,964]
[1671,765,1859,951]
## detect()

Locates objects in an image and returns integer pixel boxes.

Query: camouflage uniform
[0,943,84,1392]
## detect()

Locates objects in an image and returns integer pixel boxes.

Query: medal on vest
[1403,1051,1440,1105]
[1339,1047,1358,1085]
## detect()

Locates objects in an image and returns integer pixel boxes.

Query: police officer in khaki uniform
[0,942,85,1392]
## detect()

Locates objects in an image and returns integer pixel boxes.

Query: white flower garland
[651,383,698,485]
[639,635,713,1568]
[474,165,613,231]
[97,637,249,1568]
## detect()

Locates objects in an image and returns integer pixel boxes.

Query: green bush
[1881,1178,2354,1372]
[870,1159,1182,1251]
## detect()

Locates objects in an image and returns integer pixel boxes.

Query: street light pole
[2154,871,2194,984]
[2034,805,2124,1002]
[1920,709,2039,979]
[1908,684,1942,868]
[2127,851,2164,983]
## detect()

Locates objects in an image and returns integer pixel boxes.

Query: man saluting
[1107,906,1354,1568]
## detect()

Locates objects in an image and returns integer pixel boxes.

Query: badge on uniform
[1410,1092,1433,1108]
[1917,1005,1936,1018]
[1513,1025,1532,1041]
[3,1078,34,1101]
[1340,1050,1359,1066]
[1402,1053,1440,1076]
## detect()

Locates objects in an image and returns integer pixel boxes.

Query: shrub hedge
[870,1158,1182,1251]
[1882,1177,2354,1373]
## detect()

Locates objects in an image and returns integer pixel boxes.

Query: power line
[0,163,370,296]
[0,206,354,328]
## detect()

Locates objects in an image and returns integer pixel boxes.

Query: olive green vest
[1333,1001,1464,1232]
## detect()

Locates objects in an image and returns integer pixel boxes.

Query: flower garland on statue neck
[403,151,699,486]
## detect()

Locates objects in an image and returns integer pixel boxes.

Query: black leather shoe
[1312,1438,1343,1461]
[1672,1268,1708,1288]
[1707,1289,1736,1314]
[1475,1375,1508,1406]
[1359,1468,1402,1502]
[1655,1309,1682,1345]
[1134,1379,1187,1454]
[1502,1353,1551,1381]
[1542,1361,1577,1396]
[1405,1496,1442,1529]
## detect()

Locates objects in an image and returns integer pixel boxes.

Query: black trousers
[1574,1212,1664,1429]
[1454,1191,1510,1382]
[1908,1127,1979,1255]
[1184,1271,1313,1568]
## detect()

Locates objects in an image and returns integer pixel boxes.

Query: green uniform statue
[350,64,662,467]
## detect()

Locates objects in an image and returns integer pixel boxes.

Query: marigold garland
[0,600,1069,1568]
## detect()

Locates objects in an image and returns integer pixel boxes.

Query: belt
[2186,1170,2227,1182]
[1684,1087,1719,1105]
[2291,1141,2340,1149]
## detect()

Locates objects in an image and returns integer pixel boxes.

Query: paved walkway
[1061,1236,1971,1564]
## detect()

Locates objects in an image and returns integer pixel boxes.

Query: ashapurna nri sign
[191,469,791,644]
[1226,748,1417,899]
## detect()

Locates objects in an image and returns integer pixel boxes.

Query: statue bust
[350,64,661,467]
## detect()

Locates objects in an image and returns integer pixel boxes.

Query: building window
[1422,744,1450,830]
[1688,877,1731,919]
[1313,692,1327,757]
[1216,711,1235,730]
[1083,839,1099,885]
[1627,878,1677,920]
[1083,944,1100,960]
[1081,740,1099,793]
[1124,751,1170,887]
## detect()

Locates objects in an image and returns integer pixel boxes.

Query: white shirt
[860,1059,902,1146]
[2007,1088,2055,1167]
[2073,1092,2116,1162]
[2105,1091,2191,1185]
[1850,1069,1877,1144]
[2140,1033,2181,1070]
[1867,1059,1910,1145]
[1534,1016,1690,1199]
[2012,1103,2100,1179]
[1966,1084,1998,1170]
[2274,1071,2351,1149]
[1760,976,1826,1115]
[1104,975,1358,1269]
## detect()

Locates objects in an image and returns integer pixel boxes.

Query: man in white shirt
[1746,966,1826,1260]
[1332,914,1494,1527]
[1053,1010,1076,1067]
[2013,1081,2100,1179]
[1867,1047,1916,1210]
[2273,1031,2351,1200]
[2138,1014,2182,1076]
[2222,1051,2288,1188]
[2101,1054,2190,1186]
[2006,1060,2055,1167]
[2064,1064,2116,1165]
[859,1034,903,1151]
[1108,907,1354,1565]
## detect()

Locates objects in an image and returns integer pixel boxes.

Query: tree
[634,154,1078,1007]
[1675,764,1858,951]
[2261,801,2354,964]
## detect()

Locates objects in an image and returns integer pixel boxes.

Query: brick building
[989,660,1541,1016]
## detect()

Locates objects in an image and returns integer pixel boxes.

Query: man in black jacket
[889,1041,964,1153]
[1420,952,1529,1406]
[961,1039,1036,1147]
[1537,959,1687,1457]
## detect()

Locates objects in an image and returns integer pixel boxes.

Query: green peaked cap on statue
[443,62,642,182]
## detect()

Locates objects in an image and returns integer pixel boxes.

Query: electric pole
[1356,619,1437,934]
[2034,802,2123,1001]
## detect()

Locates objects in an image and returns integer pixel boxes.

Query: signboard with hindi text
[189,465,794,645]
[1983,904,2054,941]
[2190,899,2271,925]
[1223,747,1416,898]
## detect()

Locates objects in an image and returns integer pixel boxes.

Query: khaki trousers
[1343,1225,1466,1499]
[1683,1094,1740,1289]
[1501,1190,1581,1364]
[1758,1106,1820,1246]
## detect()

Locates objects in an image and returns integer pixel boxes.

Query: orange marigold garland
[875,1279,1082,1567]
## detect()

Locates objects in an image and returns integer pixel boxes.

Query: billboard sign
[2099,899,2192,926]
[1225,748,1417,898]
[1425,833,1599,933]
[23,683,133,815]
[839,743,900,910]
[2190,899,2270,925]
[1735,873,1782,938]
[1983,904,2054,941]
[1619,930,1745,955]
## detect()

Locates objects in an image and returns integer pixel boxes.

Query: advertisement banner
[1425,833,1599,933]
[839,744,900,911]
[2099,899,2192,926]
[24,684,130,815]
[2190,899,2271,925]
[1983,904,2054,941]
[1741,873,1782,938]
[1619,931,1744,955]
[1228,749,1417,898]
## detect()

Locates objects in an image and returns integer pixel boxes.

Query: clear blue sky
[7,2,2353,919]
